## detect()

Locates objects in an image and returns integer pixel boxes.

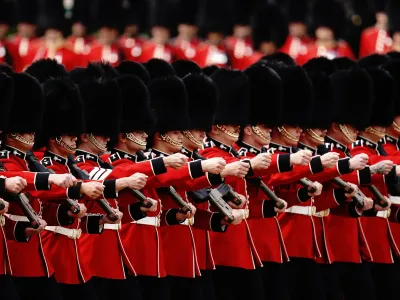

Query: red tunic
[32,45,78,71]
[199,138,262,270]
[194,43,229,68]
[296,40,355,66]
[349,136,400,263]
[359,27,392,58]
[172,38,200,61]
[0,40,11,65]
[279,36,313,65]
[225,36,254,70]
[6,36,40,72]
[139,41,174,63]
[65,36,93,67]
[118,36,144,62]
[84,41,122,67]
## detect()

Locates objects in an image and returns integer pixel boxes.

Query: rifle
[136,151,192,213]
[25,150,81,214]
[331,177,365,208]
[66,155,119,222]
[3,192,41,229]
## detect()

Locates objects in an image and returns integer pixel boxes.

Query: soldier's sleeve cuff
[13,221,30,242]
[395,208,400,223]
[385,166,397,185]
[297,188,310,203]
[189,160,204,179]
[85,214,104,234]
[103,179,117,198]
[358,167,371,185]
[262,200,277,218]
[57,203,74,226]
[207,173,224,185]
[348,202,363,218]
[165,208,182,226]
[128,202,146,221]
[309,156,324,174]
[337,158,351,175]
[67,182,82,199]
[0,176,6,197]
[210,213,227,232]
[242,159,254,177]
[151,157,167,175]
[34,173,50,190]
[333,189,347,205]
[277,154,292,173]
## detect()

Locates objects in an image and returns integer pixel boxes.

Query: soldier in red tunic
[296,0,355,66]
[194,0,230,68]
[172,0,201,62]
[225,0,254,70]
[7,0,40,72]
[139,0,176,63]
[118,0,145,63]
[280,0,313,65]
[359,0,392,57]
[65,0,93,67]
[86,0,122,67]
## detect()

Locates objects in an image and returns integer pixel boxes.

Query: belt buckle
[156,216,161,227]
[117,222,122,230]
[310,206,316,216]
[69,229,82,240]
[244,209,249,219]
[0,215,4,227]
[188,217,194,225]
[386,208,391,219]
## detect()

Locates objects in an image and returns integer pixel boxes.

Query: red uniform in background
[359,27,392,58]
[118,36,144,62]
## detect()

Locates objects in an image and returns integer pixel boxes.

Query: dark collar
[236,140,261,155]
[267,142,293,154]
[354,136,378,151]
[44,150,67,165]
[5,145,26,160]
[203,137,233,154]
[109,148,138,163]
[297,142,317,155]
[181,147,193,158]
[75,149,98,163]
[381,135,398,146]
[150,148,170,158]
[325,136,349,153]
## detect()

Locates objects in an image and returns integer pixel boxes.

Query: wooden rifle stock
[66,155,119,221]
[245,177,286,209]
[25,151,81,214]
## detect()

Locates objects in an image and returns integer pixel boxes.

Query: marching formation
[1,53,400,300]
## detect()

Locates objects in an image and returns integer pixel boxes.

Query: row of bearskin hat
[2,0,400,50]
[0,51,399,153]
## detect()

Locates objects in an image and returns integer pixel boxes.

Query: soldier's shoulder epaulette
[0,150,10,159]
[40,156,53,167]
[75,155,85,163]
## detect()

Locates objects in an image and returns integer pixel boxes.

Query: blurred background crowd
[0,0,398,72]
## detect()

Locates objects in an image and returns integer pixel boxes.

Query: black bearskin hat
[332,57,357,70]
[144,59,176,81]
[178,0,199,26]
[95,62,119,79]
[366,68,396,127]
[149,75,190,132]
[287,0,308,24]
[0,63,14,76]
[172,60,202,78]
[252,4,288,51]
[121,0,145,27]
[149,76,190,133]
[25,59,68,83]
[303,57,337,76]
[38,78,85,146]
[8,73,45,134]
[16,0,37,24]
[118,75,154,133]
[150,0,179,29]
[357,54,391,68]
[273,66,313,127]
[383,60,400,116]
[198,0,234,36]
[260,52,296,67]
[244,63,283,127]
[389,0,400,33]
[387,51,400,60]
[79,78,123,140]
[310,0,346,38]
[40,0,68,34]
[69,64,103,85]
[71,0,91,28]
[375,0,388,13]
[116,61,151,85]
[233,0,253,26]
[183,74,218,131]
[96,0,122,29]
[202,65,219,77]
[211,69,250,126]
[331,68,373,130]
[0,72,14,131]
